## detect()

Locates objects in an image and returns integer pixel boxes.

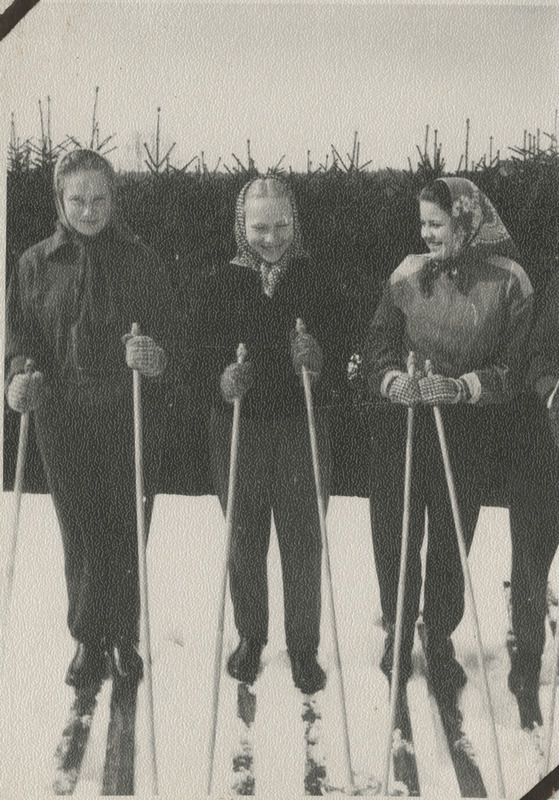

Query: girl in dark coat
[5,149,173,687]
[190,176,337,694]
[508,269,559,728]
[363,178,533,697]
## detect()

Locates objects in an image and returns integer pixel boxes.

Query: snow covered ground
[1,491,558,799]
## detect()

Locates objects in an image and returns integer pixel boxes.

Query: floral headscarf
[230,176,306,297]
[435,177,515,260]
[419,178,518,295]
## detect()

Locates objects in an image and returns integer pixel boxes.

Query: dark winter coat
[5,222,175,406]
[188,256,339,419]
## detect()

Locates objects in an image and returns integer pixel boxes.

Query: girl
[508,269,559,728]
[190,176,337,694]
[363,178,533,697]
[5,149,173,688]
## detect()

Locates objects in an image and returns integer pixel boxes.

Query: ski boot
[227,637,264,685]
[423,632,467,700]
[109,640,144,683]
[65,640,109,689]
[508,652,543,729]
[289,650,326,694]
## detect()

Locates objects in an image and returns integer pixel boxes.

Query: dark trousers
[34,391,162,645]
[509,396,559,673]
[369,404,498,659]
[209,408,330,655]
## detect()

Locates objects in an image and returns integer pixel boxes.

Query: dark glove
[7,371,45,413]
[385,372,421,406]
[418,374,469,405]
[220,361,253,403]
[124,334,167,377]
[291,331,323,382]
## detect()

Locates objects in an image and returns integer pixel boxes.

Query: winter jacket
[189,257,339,419]
[364,251,533,405]
[5,222,175,405]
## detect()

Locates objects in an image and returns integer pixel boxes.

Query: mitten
[418,374,469,405]
[385,372,421,406]
[7,371,45,413]
[220,361,253,403]
[124,334,167,377]
[291,332,323,381]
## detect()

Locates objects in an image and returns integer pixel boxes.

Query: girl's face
[244,196,294,263]
[420,200,455,261]
[62,170,112,236]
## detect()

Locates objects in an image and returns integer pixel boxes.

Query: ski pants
[34,390,163,645]
[509,394,559,675]
[209,408,330,655]
[368,403,505,660]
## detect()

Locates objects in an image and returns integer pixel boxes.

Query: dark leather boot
[110,641,144,682]
[227,638,264,685]
[424,632,467,698]
[289,651,326,695]
[65,641,109,689]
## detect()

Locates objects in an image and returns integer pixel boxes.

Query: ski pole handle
[296,317,306,336]
[237,342,247,365]
[24,358,35,375]
[406,351,415,379]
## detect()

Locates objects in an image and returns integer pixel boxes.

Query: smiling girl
[189,176,338,694]
[5,149,174,688]
[363,177,533,697]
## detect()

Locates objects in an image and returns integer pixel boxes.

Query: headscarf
[419,177,519,294]
[53,149,130,399]
[230,176,306,297]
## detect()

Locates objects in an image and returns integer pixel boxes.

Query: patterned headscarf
[437,177,514,259]
[419,178,518,295]
[230,176,305,297]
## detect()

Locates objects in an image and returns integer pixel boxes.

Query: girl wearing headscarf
[5,149,174,688]
[189,176,338,694]
[507,269,559,729]
[363,177,533,697]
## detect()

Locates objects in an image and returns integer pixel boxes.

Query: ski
[302,694,328,795]
[53,678,104,795]
[390,683,421,796]
[417,621,487,798]
[232,682,256,795]
[101,675,139,796]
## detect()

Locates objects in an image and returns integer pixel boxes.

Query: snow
[1,492,558,799]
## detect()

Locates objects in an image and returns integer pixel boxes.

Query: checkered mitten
[385,372,421,406]
[418,374,469,405]
[7,371,45,413]
[124,335,167,377]
[220,361,253,403]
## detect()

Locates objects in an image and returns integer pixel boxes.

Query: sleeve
[362,278,406,398]
[4,255,49,391]
[459,263,534,404]
[526,271,559,405]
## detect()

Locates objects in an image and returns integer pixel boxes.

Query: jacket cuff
[459,372,482,404]
[380,370,402,398]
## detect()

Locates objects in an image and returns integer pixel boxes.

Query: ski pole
[296,318,355,793]
[426,360,506,797]
[0,358,34,674]
[131,322,159,795]
[381,352,416,796]
[206,342,247,796]
[543,585,559,777]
